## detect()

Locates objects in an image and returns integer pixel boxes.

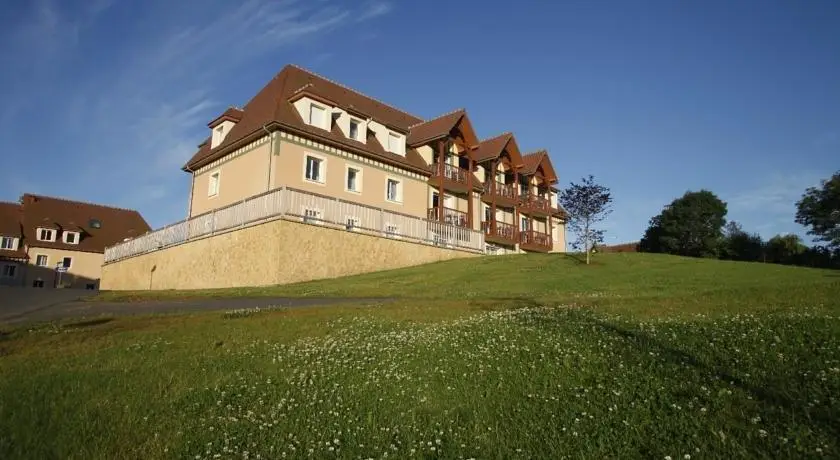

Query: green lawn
[2,253,839,459]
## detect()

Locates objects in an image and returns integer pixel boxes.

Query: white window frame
[387,132,403,155]
[303,153,326,185]
[37,228,56,242]
[302,207,323,225]
[63,231,80,245]
[345,165,362,194]
[35,254,49,267]
[0,236,16,250]
[345,216,360,232]
[208,170,221,197]
[349,118,361,140]
[309,103,326,129]
[385,177,402,203]
[61,257,73,269]
[1,264,16,278]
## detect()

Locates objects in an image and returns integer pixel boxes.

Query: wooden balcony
[429,163,472,193]
[427,206,470,228]
[481,220,517,245]
[519,229,552,252]
[481,181,518,207]
[519,193,553,216]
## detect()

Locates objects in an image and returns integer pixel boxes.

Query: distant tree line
[638,171,840,269]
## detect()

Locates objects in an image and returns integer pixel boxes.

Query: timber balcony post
[467,155,474,229]
[490,159,498,235]
[437,139,445,223]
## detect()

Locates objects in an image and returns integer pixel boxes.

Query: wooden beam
[491,159,498,235]
[437,139,445,223]
[467,156,474,228]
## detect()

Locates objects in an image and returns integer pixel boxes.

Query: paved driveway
[0,290,389,326]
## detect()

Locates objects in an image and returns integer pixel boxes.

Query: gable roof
[406,109,465,147]
[0,201,27,260]
[20,194,152,254]
[184,65,431,174]
[472,132,526,167]
[521,150,558,183]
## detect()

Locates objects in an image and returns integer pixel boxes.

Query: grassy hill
[2,254,839,459]
[95,252,838,317]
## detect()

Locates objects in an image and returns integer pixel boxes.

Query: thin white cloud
[0,0,394,226]
[357,2,392,22]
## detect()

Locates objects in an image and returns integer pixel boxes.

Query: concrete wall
[101,217,476,291]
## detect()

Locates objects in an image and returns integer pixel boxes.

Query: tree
[795,172,840,251]
[639,190,727,258]
[721,221,765,262]
[766,234,808,264]
[559,175,613,265]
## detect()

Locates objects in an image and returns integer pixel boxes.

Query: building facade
[182,65,567,254]
[0,194,150,288]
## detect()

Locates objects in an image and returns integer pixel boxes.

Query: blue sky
[1,0,838,246]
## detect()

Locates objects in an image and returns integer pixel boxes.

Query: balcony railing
[519,229,552,249]
[427,206,469,228]
[484,181,518,201]
[520,193,552,214]
[481,220,516,242]
[103,187,485,263]
[432,162,469,186]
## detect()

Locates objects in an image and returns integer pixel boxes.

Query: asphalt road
[0,289,389,326]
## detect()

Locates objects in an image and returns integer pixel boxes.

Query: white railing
[104,187,485,263]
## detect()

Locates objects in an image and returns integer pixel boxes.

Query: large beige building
[0,194,150,288]
[182,65,566,254]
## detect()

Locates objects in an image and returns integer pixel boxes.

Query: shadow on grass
[63,317,114,329]
[589,316,839,437]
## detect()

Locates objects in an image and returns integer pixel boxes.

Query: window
[32,279,44,288]
[309,103,325,128]
[86,283,96,290]
[387,132,402,154]
[484,206,491,223]
[386,178,401,202]
[303,208,323,224]
[89,219,102,229]
[521,217,530,231]
[305,155,324,183]
[38,228,56,242]
[345,216,360,231]
[62,257,72,269]
[35,255,48,267]
[345,167,361,193]
[2,264,16,278]
[0,236,14,250]
[63,231,79,244]
[349,119,360,140]
[208,171,220,196]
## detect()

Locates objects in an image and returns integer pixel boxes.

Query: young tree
[795,171,840,250]
[766,233,808,264]
[559,175,613,265]
[720,221,765,262]
[639,190,727,258]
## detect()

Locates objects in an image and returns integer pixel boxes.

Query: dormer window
[0,236,16,250]
[63,231,80,245]
[349,119,360,140]
[37,228,56,242]
[387,132,404,155]
[309,103,326,129]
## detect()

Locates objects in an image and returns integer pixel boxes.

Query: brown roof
[521,150,558,183]
[20,194,152,254]
[0,201,27,260]
[472,132,526,168]
[406,109,465,147]
[184,65,431,174]
[208,107,244,127]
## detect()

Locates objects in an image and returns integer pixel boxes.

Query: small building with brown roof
[0,194,150,288]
